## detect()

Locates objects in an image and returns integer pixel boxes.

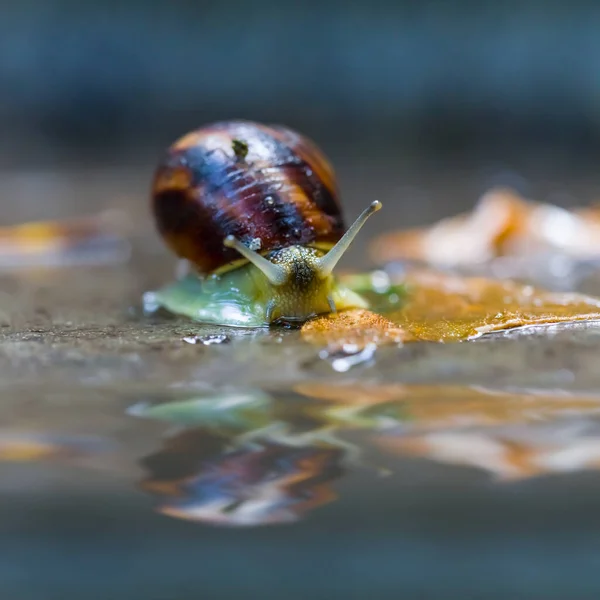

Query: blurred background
[3,0,600,165]
[3,0,600,230]
[5,5,600,599]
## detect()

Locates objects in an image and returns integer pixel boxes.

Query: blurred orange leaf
[0,210,131,268]
[369,187,600,267]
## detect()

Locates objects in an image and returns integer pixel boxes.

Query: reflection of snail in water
[130,388,410,527]
[139,429,344,526]
[147,120,382,327]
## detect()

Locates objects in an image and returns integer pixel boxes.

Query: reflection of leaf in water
[306,382,600,426]
[295,383,411,428]
[305,269,600,346]
[0,433,108,462]
[375,424,600,482]
[350,401,411,426]
[376,385,600,429]
[360,384,600,481]
[295,383,600,482]
[134,384,600,525]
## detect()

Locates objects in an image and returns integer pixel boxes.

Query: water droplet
[371,270,391,293]
[142,291,160,314]
[341,343,360,354]
[183,334,231,345]
[320,343,378,372]
[521,285,534,297]
[265,196,275,206]
[248,238,262,251]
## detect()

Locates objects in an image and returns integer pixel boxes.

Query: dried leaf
[370,187,600,267]
[0,210,131,268]
[304,269,600,346]
[392,269,600,341]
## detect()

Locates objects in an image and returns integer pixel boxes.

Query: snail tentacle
[223,235,288,286]
[316,200,382,278]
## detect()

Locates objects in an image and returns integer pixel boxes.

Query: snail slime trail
[147,120,382,328]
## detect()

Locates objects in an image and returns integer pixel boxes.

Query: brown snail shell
[152,120,345,274]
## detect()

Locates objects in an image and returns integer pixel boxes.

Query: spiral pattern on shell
[151,120,346,274]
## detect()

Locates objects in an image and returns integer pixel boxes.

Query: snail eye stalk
[223,235,288,285]
[316,200,382,278]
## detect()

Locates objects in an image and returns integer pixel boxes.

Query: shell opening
[316,200,382,278]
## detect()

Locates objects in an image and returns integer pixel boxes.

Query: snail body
[147,120,381,327]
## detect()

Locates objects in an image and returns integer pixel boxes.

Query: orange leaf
[302,269,600,347]
[392,269,600,342]
[301,309,406,351]
[369,187,600,266]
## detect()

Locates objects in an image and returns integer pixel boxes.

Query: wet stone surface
[1,257,600,391]
[3,168,600,599]
[0,256,600,391]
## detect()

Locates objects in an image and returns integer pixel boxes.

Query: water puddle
[4,383,600,529]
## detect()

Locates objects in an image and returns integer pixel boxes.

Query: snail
[147,120,382,327]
